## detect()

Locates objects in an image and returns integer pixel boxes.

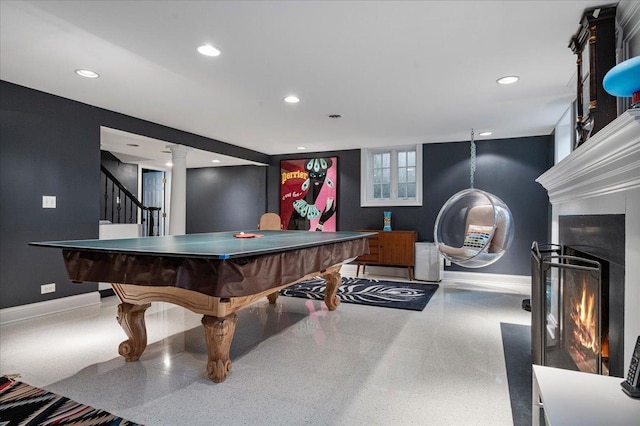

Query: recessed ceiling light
[197,44,221,57]
[165,162,173,167]
[75,69,99,79]
[211,159,221,163]
[126,143,139,147]
[284,95,300,103]
[497,75,519,85]
[297,146,306,150]
[478,131,492,136]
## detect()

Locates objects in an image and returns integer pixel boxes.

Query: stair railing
[100,165,162,236]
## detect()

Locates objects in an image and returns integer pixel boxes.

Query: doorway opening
[142,168,166,236]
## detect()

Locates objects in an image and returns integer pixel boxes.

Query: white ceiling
[0,0,616,165]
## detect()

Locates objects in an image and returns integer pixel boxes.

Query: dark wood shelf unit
[569,5,617,148]
[355,230,418,280]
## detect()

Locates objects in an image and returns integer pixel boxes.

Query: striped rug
[0,376,141,425]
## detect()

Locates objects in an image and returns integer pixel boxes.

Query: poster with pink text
[280,157,337,231]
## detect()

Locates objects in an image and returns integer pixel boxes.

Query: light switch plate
[41,283,56,294]
[42,195,56,209]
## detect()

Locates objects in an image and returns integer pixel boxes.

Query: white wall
[618,1,640,58]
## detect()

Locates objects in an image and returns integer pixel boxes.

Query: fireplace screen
[531,243,607,375]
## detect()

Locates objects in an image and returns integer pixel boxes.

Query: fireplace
[532,212,625,377]
[531,242,614,375]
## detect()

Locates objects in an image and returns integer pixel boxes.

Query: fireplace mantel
[536,109,640,203]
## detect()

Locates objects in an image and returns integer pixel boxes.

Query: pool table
[31,230,371,382]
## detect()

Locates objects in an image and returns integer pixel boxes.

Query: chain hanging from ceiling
[470,128,476,189]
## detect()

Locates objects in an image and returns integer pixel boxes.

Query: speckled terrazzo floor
[0,267,530,425]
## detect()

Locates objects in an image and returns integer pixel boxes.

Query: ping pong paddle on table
[234,232,264,238]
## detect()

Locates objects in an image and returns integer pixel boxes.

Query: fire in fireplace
[531,243,612,375]
[571,280,597,352]
[564,267,608,375]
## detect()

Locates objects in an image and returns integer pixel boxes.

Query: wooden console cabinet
[355,230,417,280]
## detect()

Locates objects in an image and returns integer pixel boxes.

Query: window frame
[360,144,423,207]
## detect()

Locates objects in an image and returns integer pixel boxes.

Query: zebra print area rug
[281,277,438,311]
[0,376,141,425]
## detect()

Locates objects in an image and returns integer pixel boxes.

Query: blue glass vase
[383,211,392,231]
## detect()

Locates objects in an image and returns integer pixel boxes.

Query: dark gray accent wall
[187,166,267,233]
[1,78,552,310]
[1,84,99,308]
[0,81,270,309]
[268,136,553,276]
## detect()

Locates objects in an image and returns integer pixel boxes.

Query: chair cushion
[438,244,478,260]
[462,225,493,249]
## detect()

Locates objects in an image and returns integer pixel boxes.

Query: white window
[554,103,574,164]
[361,144,422,207]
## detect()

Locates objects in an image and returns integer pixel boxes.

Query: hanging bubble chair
[433,131,515,268]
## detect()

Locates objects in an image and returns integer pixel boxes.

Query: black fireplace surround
[531,214,625,377]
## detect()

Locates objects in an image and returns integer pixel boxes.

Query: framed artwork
[280,157,337,231]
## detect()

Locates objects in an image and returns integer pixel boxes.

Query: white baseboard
[0,292,101,325]
[443,270,530,285]
[442,270,531,293]
[341,263,531,292]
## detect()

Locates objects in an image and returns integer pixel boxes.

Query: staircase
[100,165,161,236]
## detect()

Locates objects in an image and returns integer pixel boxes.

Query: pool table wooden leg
[266,291,279,304]
[202,313,238,383]
[116,302,151,362]
[324,270,341,311]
